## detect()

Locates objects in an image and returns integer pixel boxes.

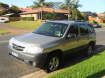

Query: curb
[19,70,47,78]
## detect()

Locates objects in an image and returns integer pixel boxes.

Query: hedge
[21,17,34,21]
[9,17,20,21]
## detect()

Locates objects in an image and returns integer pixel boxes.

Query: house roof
[20,8,69,15]
[20,10,39,14]
[0,8,8,11]
[97,13,105,17]
[2,13,14,16]
[20,8,33,12]
[82,12,97,17]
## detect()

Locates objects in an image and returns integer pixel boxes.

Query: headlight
[9,38,15,46]
[24,46,43,54]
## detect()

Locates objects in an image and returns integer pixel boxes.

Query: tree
[43,12,56,20]
[0,2,9,15]
[32,0,44,8]
[100,16,105,20]
[9,5,21,17]
[81,13,88,20]
[60,0,81,9]
[70,8,86,20]
[32,0,45,20]
[31,0,54,20]
[60,0,82,20]
[0,2,21,16]
[0,10,8,16]
[0,2,9,8]
[32,1,54,8]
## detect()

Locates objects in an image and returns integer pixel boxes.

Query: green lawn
[101,23,105,27]
[6,21,43,29]
[46,51,105,78]
[0,30,10,35]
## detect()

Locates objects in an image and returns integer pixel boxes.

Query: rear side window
[79,24,89,35]
[87,24,95,33]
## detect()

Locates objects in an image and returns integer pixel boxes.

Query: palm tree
[60,0,81,20]
[60,0,75,10]
[32,0,54,20]
[32,0,45,20]
[66,0,74,20]
[32,0,54,8]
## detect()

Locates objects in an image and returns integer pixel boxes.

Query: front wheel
[45,54,61,72]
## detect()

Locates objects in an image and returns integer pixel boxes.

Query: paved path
[0,23,33,35]
[95,28,105,32]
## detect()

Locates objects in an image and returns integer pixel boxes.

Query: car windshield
[33,22,68,37]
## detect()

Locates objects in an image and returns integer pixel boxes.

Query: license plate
[12,52,18,57]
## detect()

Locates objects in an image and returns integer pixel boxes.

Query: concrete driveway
[0,37,41,78]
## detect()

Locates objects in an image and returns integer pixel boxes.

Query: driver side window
[68,24,79,37]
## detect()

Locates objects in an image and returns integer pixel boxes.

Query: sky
[0,0,105,13]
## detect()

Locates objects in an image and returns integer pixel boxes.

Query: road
[0,36,40,78]
[0,23,33,35]
[0,28,105,78]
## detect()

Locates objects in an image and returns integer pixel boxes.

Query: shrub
[43,12,56,20]
[93,20,98,24]
[69,8,86,20]
[9,17,20,21]
[21,17,34,21]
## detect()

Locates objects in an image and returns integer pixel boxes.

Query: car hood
[14,33,61,48]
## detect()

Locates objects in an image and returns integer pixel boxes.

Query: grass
[101,23,105,27]
[0,30,10,35]
[46,51,105,78]
[6,21,43,29]
[89,21,105,27]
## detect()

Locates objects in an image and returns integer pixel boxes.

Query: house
[19,8,33,12]
[20,7,69,20]
[82,11,98,17]
[88,16,105,23]
[82,12,105,23]
[97,13,105,17]
[0,8,8,11]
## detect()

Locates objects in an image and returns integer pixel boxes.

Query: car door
[78,23,89,48]
[62,24,80,52]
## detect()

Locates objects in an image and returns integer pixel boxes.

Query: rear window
[87,24,95,33]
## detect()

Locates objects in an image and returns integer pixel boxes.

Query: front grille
[12,43,25,51]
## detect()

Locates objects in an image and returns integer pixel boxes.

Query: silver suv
[8,21,96,72]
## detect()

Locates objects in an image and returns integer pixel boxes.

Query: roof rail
[75,20,85,22]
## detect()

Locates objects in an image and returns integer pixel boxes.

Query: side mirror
[67,33,76,39]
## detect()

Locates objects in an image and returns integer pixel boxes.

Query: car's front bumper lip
[8,46,47,65]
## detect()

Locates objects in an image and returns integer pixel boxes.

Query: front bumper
[8,45,47,66]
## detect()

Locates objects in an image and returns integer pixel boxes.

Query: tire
[45,53,61,72]
[86,44,94,56]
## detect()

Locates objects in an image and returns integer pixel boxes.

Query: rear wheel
[87,44,95,56]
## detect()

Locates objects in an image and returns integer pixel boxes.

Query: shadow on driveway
[37,44,105,75]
